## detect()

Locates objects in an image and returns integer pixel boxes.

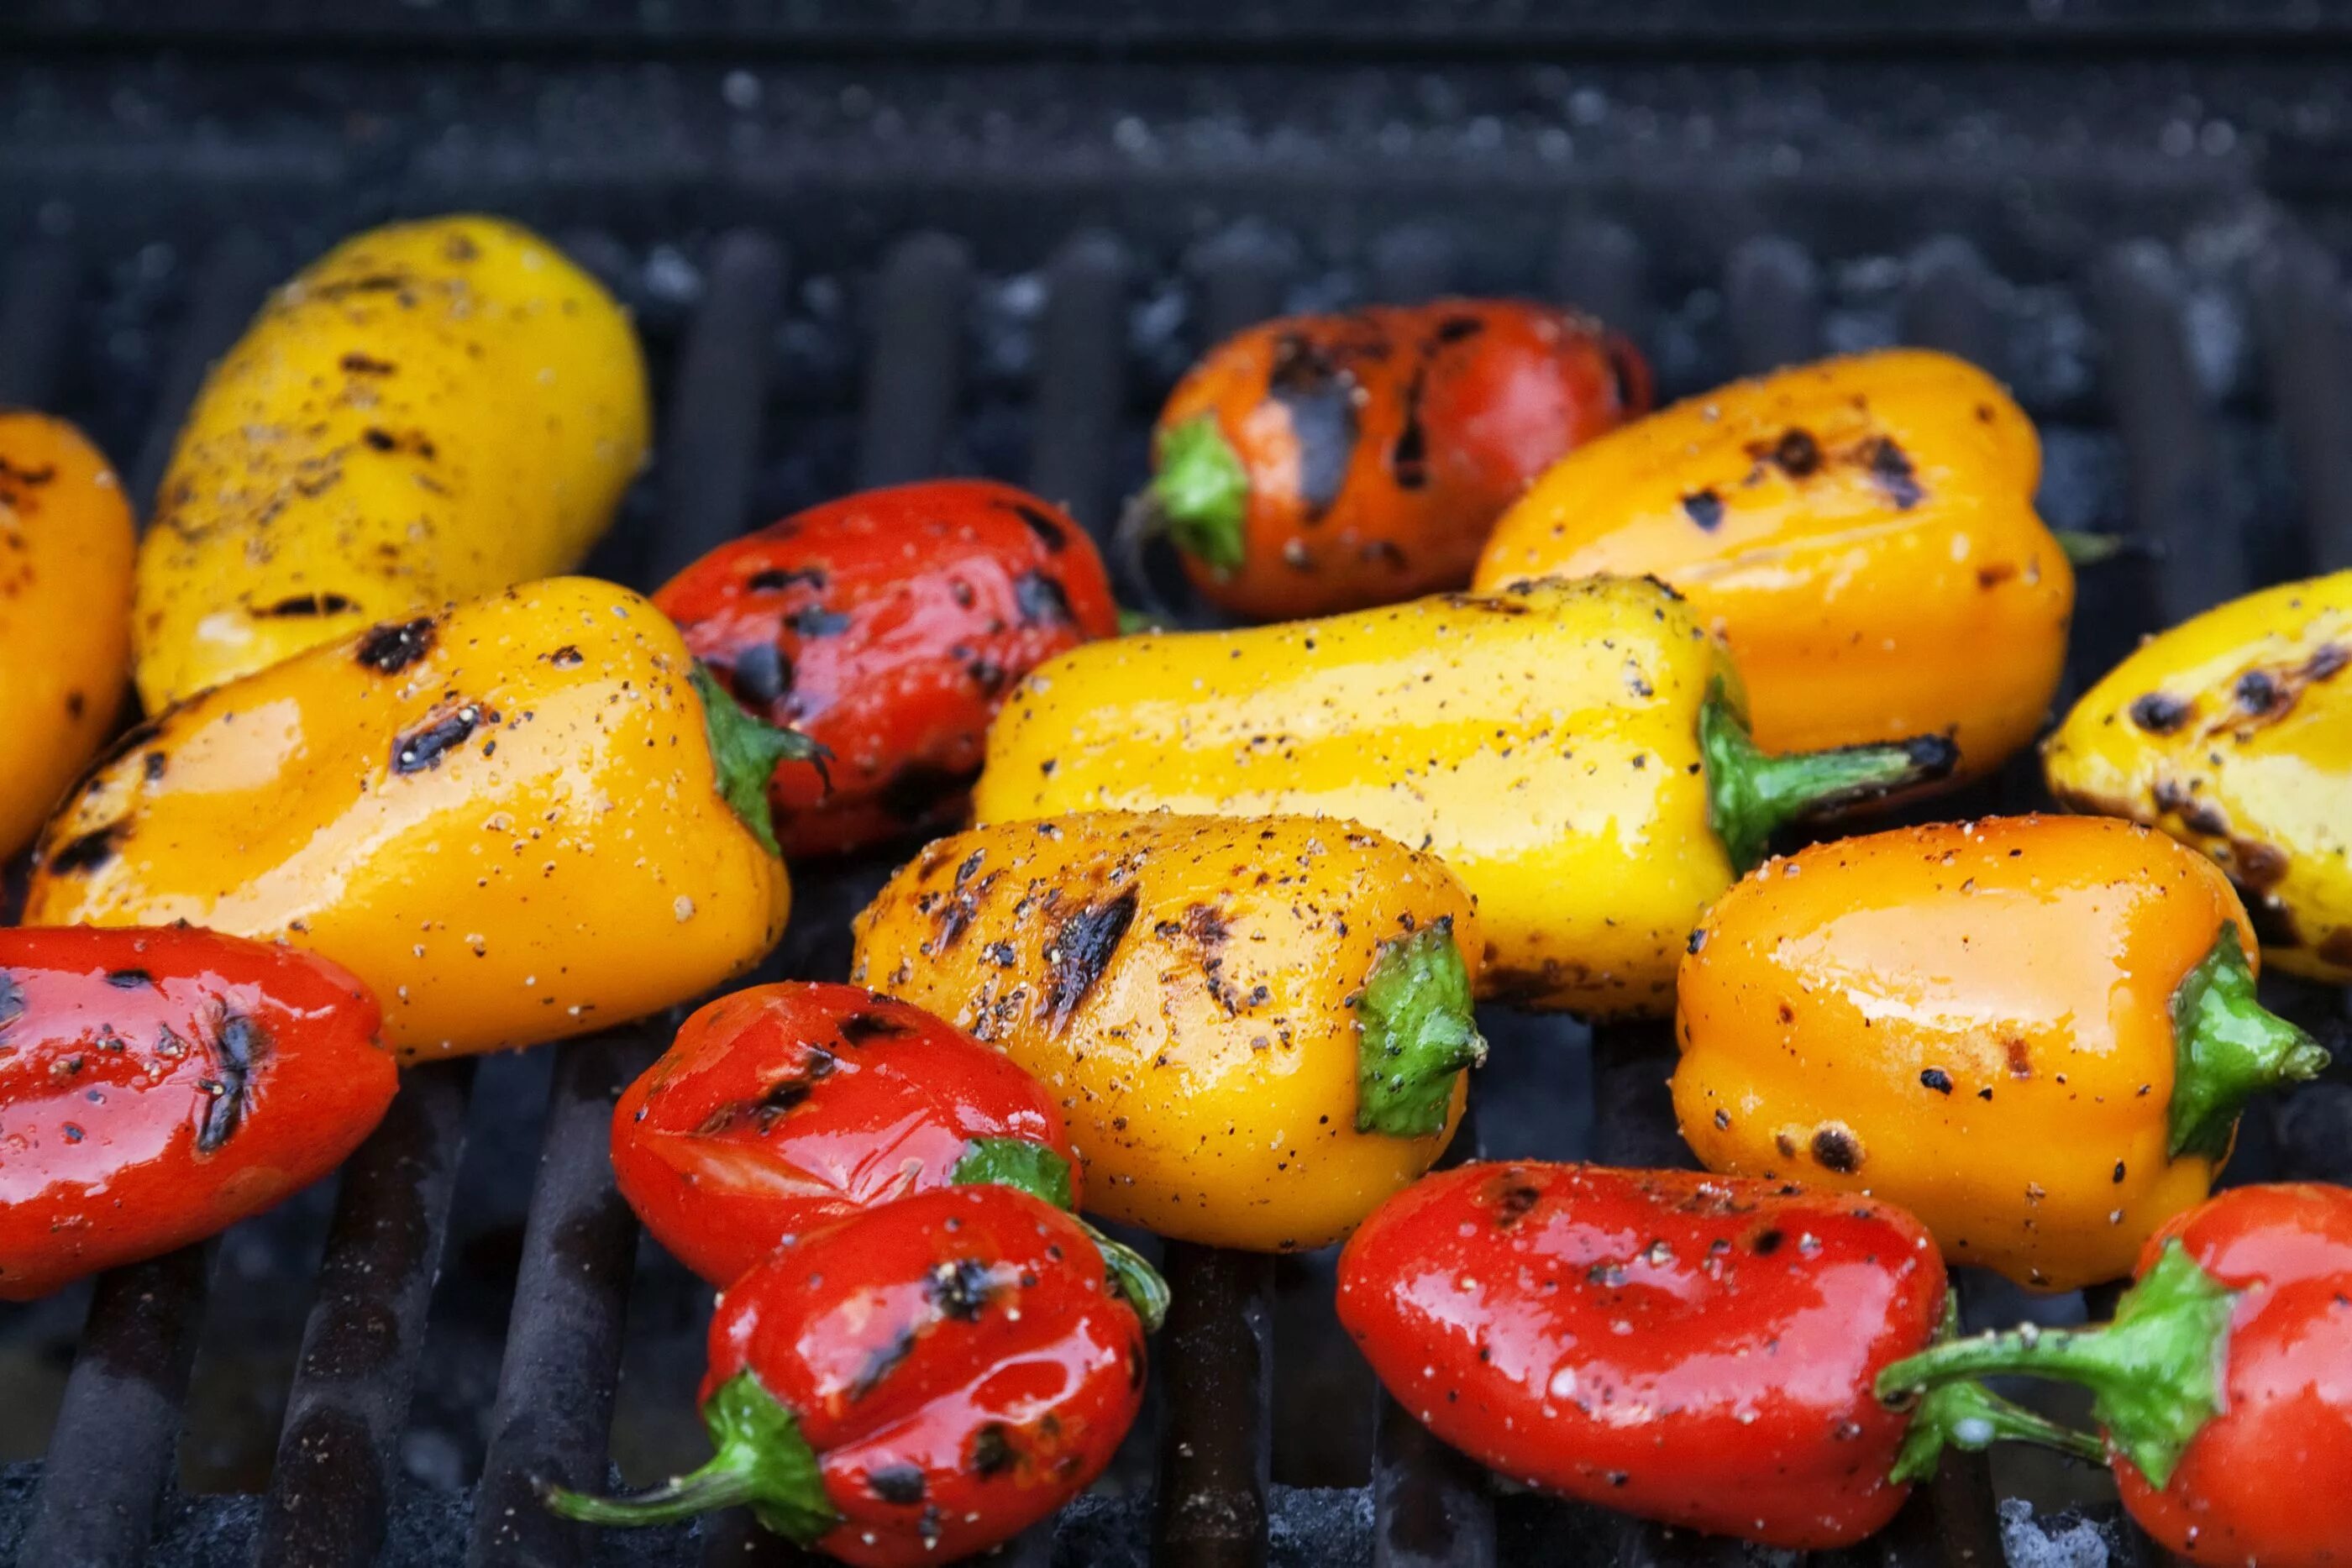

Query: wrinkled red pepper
[542,1185,1149,1565]
[612,983,1082,1286]
[1881,1182,2352,1567]
[0,926,393,1300]
[1338,1162,2092,1548]
[654,480,1120,857]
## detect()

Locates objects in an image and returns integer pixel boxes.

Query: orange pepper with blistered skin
[1473,349,2071,786]
[1672,815,2327,1292]
[0,412,134,859]
[1128,301,1648,620]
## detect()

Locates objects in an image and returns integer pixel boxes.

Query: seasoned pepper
[0,926,393,1300]
[975,574,1955,1016]
[0,412,134,859]
[1339,1162,2094,1549]
[1474,349,2071,784]
[27,577,810,1060]
[849,812,1484,1251]
[654,480,1120,857]
[612,982,1163,1326]
[1123,301,1649,620]
[542,1184,1147,1566]
[1673,815,2327,1291]
[1880,1183,2352,1567]
[2045,569,2352,983]
[135,215,650,708]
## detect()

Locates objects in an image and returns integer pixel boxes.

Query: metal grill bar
[858,233,971,490]
[2254,227,2352,575]
[0,237,76,408]
[256,1059,475,1565]
[1031,230,1131,542]
[1725,236,1824,378]
[126,230,276,511]
[648,230,790,584]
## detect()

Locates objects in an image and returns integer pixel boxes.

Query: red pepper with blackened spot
[541,1184,1150,1565]
[0,926,394,1300]
[612,982,1122,1285]
[1880,1182,2352,1567]
[1337,1162,2094,1549]
[1122,300,1651,621]
[654,480,1120,857]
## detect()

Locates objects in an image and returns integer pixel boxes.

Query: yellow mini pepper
[136,215,650,709]
[974,575,1954,1016]
[0,412,134,858]
[29,576,811,1059]
[2045,570,2352,984]
[1672,815,2326,1291]
[1473,349,2071,785]
[851,811,1483,1251]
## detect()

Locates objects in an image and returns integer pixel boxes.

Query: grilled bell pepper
[654,480,1119,857]
[850,811,1484,1251]
[1880,1183,2352,1567]
[612,983,1074,1272]
[1339,1162,2094,1549]
[2045,569,2352,984]
[1672,814,2327,1291]
[1125,301,1650,619]
[0,412,134,859]
[975,574,1955,1015]
[0,926,393,1300]
[135,215,650,708]
[26,576,808,1060]
[542,1184,1147,1566]
[1473,349,2070,784]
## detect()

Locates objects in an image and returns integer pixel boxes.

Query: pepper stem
[2055,529,2127,567]
[1875,1241,2238,1489]
[538,1371,837,1541]
[1079,1219,1172,1334]
[1698,682,1959,872]
[2168,922,2329,1161]
[1887,1296,2103,1484]
[691,662,830,859]
[1146,414,1248,573]
[951,1138,1077,1210]
[1355,917,1487,1139]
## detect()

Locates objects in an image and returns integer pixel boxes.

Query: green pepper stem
[691,662,830,860]
[1354,918,1487,1139]
[2169,923,2330,1161]
[2055,529,2128,567]
[950,1138,1077,1211]
[1875,1241,2238,1489]
[1698,682,1959,872]
[1145,414,1249,573]
[1888,1293,2105,1483]
[1080,1219,1172,1334]
[538,1371,837,1540]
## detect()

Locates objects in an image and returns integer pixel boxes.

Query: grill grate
[5,57,2352,1565]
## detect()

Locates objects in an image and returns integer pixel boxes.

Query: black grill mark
[2129,693,2192,734]
[868,1464,927,1505]
[391,703,491,774]
[1492,1183,1541,1227]
[1811,1125,1862,1173]
[1433,314,1485,343]
[927,1257,998,1322]
[105,969,153,989]
[144,752,167,784]
[1390,366,1430,490]
[1861,436,1924,509]
[1043,889,1138,1036]
[543,645,584,669]
[748,566,827,594]
[1681,490,1725,531]
[850,1327,917,1402]
[2235,670,2281,713]
[339,352,396,375]
[1008,501,1068,553]
[260,593,358,617]
[1268,333,1358,518]
[1920,1068,1954,1094]
[0,972,21,1031]
[970,1423,1016,1478]
[47,824,123,875]
[196,1010,266,1155]
[786,606,853,638]
[1751,1228,1784,1256]
[355,617,436,674]
[360,427,398,453]
[1014,571,1076,629]
[2308,644,2349,682]
[729,642,792,706]
[837,1011,912,1046]
[1768,427,1822,478]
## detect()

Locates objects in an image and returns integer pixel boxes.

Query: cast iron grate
[4,32,2352,1566]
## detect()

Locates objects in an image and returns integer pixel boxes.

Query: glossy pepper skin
[613,983,1080,1286]
[2046,570,2352,984]
[26,577,808,1060]
[0,926,394,1300]
[654,480,1120,857]
[976,574,1955,1016]
[1882,1183,2352,1566]
[1130,301,1650,620]
[136,215,651,709]
[1673,815,2326,1291]
[0,412,134,859]
[543,1185,1147,1566]
[1339,1163,2090,1549]
[1473,349,2071,785]
[850,812,1485,1251]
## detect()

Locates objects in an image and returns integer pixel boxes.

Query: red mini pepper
[0,926,393,1299]
[612,983,1083,1286]
[1880,1182,2352,1567]
[654,480,1120,857]
[1337,1162,2092,1548]
[542,1184,1148,1565]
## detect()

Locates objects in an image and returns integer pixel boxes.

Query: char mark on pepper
[196,1009,267,1154]
[1042,889,1138,1036]
[355,616,436,674]
[1267,333,1359,519]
